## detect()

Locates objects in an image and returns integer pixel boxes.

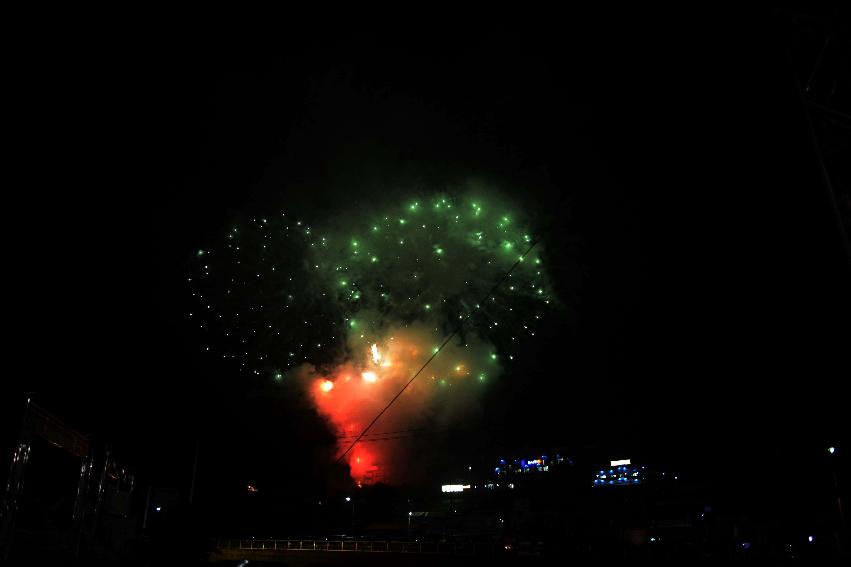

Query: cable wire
[335,239,539,463]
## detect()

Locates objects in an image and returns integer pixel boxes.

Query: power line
[335,426,447,439]
[335,239,539,463]
[335,425,480,441]
[340,431,450,443]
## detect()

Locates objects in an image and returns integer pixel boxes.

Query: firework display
[190,185,554,484]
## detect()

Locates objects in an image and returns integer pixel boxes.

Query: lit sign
[441,484,470,493]
[610,459,631,466]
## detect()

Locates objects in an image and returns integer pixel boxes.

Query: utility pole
[142,485,153,531]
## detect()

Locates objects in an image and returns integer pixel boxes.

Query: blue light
[608,480,614,485]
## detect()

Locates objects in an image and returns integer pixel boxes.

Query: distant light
[441,484,470,493]
[345,497,351,502]
[362,371,377,383]
[610,459,631,466]
[155,506,161,512]
[650,537,656,542]
[828,446,836,454]
[808,535,814,543]
[408,511,412,516]
[320,380,334,392]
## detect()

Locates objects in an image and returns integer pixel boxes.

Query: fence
[216,538,496,555]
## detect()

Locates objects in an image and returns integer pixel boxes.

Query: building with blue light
[593,459,645,487]
[493,453,570,477]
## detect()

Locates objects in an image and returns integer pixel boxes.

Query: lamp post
[827,447,843,525]
[345,497,354,530]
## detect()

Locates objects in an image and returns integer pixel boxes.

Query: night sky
[4,14,848,517]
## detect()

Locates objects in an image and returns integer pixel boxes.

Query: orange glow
[348,446,378,483]
[304,323,492,485]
